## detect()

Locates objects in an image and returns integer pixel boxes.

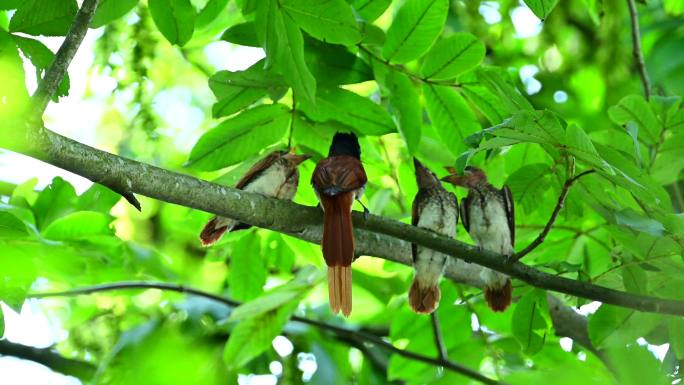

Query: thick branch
[19,130,684,316]
[0,340,96,380]
[31,0,100,114]
[514,170,596,261]
[626,0,651,99]
[29,282,504,385]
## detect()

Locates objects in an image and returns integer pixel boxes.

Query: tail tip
[484,279,512,312]
[408,280,440,314]
[199,217,228,247]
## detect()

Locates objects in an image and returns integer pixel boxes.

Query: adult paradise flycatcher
[311,132,367,317]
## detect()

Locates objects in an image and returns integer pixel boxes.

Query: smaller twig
[31,0,100,116]
[671,182,684,213]
[430,312,449,361]
[0,340,96,380]
[513,170,596,262]
[357,45,459,87]
[626,0,651,100]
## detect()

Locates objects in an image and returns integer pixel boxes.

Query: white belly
[414,199,457,285]
[244,164,293,199]
[468,199,512,288]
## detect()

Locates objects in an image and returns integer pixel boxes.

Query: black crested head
[329,132,361,159]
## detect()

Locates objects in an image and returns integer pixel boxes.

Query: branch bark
[0,340,96,380]
[31,0,100,115]
[29,282,505,385]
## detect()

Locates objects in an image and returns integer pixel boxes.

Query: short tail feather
[408,280,441,314]
[321,193,355,317]
[199,217,233,246]
[485,279,512,312]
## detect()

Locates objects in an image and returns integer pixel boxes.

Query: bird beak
[284,153,312,165]
[441,174,466,186]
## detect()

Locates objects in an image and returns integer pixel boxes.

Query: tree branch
[513,170,596,261]
[8,128,684,315]
[430,312,449,361]
[29,282,505,385]
[626,0,651,100]
[0,340,96,380]
[31,0,100,115]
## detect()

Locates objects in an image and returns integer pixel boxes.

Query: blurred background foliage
[1,0,684,384]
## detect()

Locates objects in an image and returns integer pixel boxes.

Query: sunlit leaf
[148,0,196,46]
[91,0,138,28]
[423,83,480,156]
[9,0,77,36]
[523,0,559,20]
[386,71,421,153]
[229,231,266,302]
[421,33,485,80]
[281,0,362,45]
[382,0,448,64]
[351,0,391,21]
[42,211,113,241]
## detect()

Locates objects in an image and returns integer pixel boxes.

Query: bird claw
[504,253,517,264]
[363,206,370,221]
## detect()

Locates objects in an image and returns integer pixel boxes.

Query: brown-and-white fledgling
[311,132,367,317]
[442,166,515,312]
[409,158,459,314]
[199,150,311,246]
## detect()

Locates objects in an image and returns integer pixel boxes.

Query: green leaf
[606,345,670,385]
[0,0,22,10]
[229,265,323,321]
[299,87,395,135]
[663,0,684,15]
[421,33,485,80]
[621,264,647,294]
[382,0,448,64]
[615,209,665,236]
[0,30,29,129]
[12,35,70,98]
[9,0,77,36]
[76,184,121,213]
[187,104,290,171]
[523,0,559,20]
[386,71,421,153]
[423,84,480,156]
[220,21,259,47]
[669,317,684,359]
[196,0,230,28]
[0,243,37,312]
[476,67,533,112]
[505,163,552,215]
[256,0,316,103]
[565,123,604,167]
[608,95,660,145]
[32,177,78,230]
[0,210,29,238]
[462,84,509,125]
[229,232,266,301]
[511,289,550,355]
[223,301,297,370]
[91,0,137,28]
[0,306,4,338]
[148,0,195,46]
[42,211,113,240]
[305,40,373,86]
[281,0,362,45]
[209,61,287,118]
[352,0,391,21]
[589,305,661,348]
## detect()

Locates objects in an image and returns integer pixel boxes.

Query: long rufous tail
[321,193,355,316]
[484,279,512,312]
[408,280,440,314]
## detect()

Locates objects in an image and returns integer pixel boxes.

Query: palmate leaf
[423,83,480,156]
[421,33,485,80]
[299,87,395,135]
[148,0,195,46]
[281,0,362,45]
[382,0,448,64]
[91,0,138,28]
[186,104,290,171]
[9,0,77,36]
[256,0,316,103]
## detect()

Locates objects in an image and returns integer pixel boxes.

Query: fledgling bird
[409,158,459,314]
[199,150,311,246]
[442,166,515,312]
[311,132,367,317]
